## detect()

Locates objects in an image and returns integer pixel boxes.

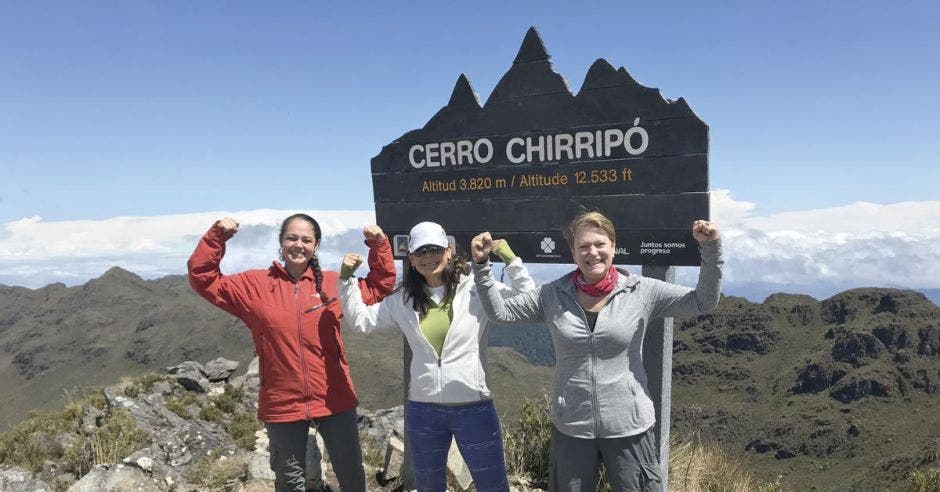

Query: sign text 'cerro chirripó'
[372,27,709,265]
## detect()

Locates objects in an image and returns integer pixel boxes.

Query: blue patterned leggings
[405,399,510,492]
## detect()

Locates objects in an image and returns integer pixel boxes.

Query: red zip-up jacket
[187,223,396,422]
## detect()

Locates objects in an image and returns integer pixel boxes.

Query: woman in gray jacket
[470,211,722,492]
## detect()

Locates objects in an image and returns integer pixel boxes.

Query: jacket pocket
[640,461,662,487]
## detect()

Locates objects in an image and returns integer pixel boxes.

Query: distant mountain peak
[99,266,144,283]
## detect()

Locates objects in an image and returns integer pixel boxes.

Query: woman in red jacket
[188,213,396,492]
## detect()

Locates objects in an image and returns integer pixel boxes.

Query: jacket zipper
[295,283,311,418]
[258,333,265,387]
[572,291,601,438]
[588,324,599,438]
[437,357,443,403]
[424,285,460,404]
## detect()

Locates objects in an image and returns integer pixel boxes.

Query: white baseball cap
[407,222,449,253]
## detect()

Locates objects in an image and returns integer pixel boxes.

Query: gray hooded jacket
[472,240,723,439]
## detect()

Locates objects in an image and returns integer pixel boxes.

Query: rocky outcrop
[764,293,820,327]
[871,321,914,351]
[678,297,781,355]
[918,325,940,356]
[0,354,491,491]
[831,332,885,365]
[829,370,898,403]
[0,465,53,492]
[791,359,847,394]
[822,289,938,325]
[204,358,240,382]
[68,463,162,491]
[745,417,862,461]
[166,361,211,393]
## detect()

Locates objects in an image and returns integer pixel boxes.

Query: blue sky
[1,2,939,297]
[2,1,937,223]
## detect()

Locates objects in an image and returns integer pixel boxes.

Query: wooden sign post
[373,27,709,489]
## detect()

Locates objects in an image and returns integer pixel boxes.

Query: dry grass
[906,468,940,492]
[185,455,248,489]
[503,395,787,491]
[668,437,784,492]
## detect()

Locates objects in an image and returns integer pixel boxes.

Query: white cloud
[0,210,377,288]
[2,195,939,297]
[680,190,940,296]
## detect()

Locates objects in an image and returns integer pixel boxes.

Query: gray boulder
[0,465,53,492]
[167,361,210,393]
[204,357,240,382]
[67,464,161,491]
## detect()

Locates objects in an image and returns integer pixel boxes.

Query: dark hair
[396,243,470,317]
[280,213,333,304]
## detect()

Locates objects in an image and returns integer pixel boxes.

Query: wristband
[493,240,517,263]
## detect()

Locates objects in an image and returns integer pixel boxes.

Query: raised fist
[363,225,385,242]
[692,220,720,243]
[216,217,240,236]
[470,232,494,264]
[340,253,364,280]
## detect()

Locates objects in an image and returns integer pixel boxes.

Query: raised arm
[470,232,544,323]
[648,220,724,318]
[487,238,537,295]
[337,252,399,334]
[356,225,397,304]
[187,218,253,318]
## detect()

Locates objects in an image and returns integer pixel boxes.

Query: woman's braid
[309,255,335,304]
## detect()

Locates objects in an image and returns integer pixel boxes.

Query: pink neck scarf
[572,267,619,297]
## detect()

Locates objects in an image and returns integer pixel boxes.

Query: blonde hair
[564,211,616,249]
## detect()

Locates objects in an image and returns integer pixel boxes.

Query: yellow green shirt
[420,286,453,357]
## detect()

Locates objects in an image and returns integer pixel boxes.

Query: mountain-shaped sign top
[393,26,701,145]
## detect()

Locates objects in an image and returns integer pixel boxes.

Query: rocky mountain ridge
[0,267,552,432]
[670,288,940,490]
[2,269,939,489]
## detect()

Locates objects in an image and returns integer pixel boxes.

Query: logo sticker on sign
[540,237,556,254]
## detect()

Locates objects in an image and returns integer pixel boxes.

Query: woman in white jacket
[338,221,534,492]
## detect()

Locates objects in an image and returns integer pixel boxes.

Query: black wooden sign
[372,27,708,265]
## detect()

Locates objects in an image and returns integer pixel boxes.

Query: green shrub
[122,372,168,398]
[64,408,149,476]
[503,395,552,487]
[362,440,385,469]
[0,393,148,480]
[0,406,80,472]
[165,392,200,419]
[211,384,244,415]
[227,410,262,451]
[200,404,224,423]
[82,390,108,411]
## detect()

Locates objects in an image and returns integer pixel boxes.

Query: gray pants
[549,426,661,492]
[265,409,366,492]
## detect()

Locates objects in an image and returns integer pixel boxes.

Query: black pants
[548,426,661,492]
[265,409,366,491]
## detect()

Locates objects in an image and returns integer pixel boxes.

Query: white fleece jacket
[338,258,535,403]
